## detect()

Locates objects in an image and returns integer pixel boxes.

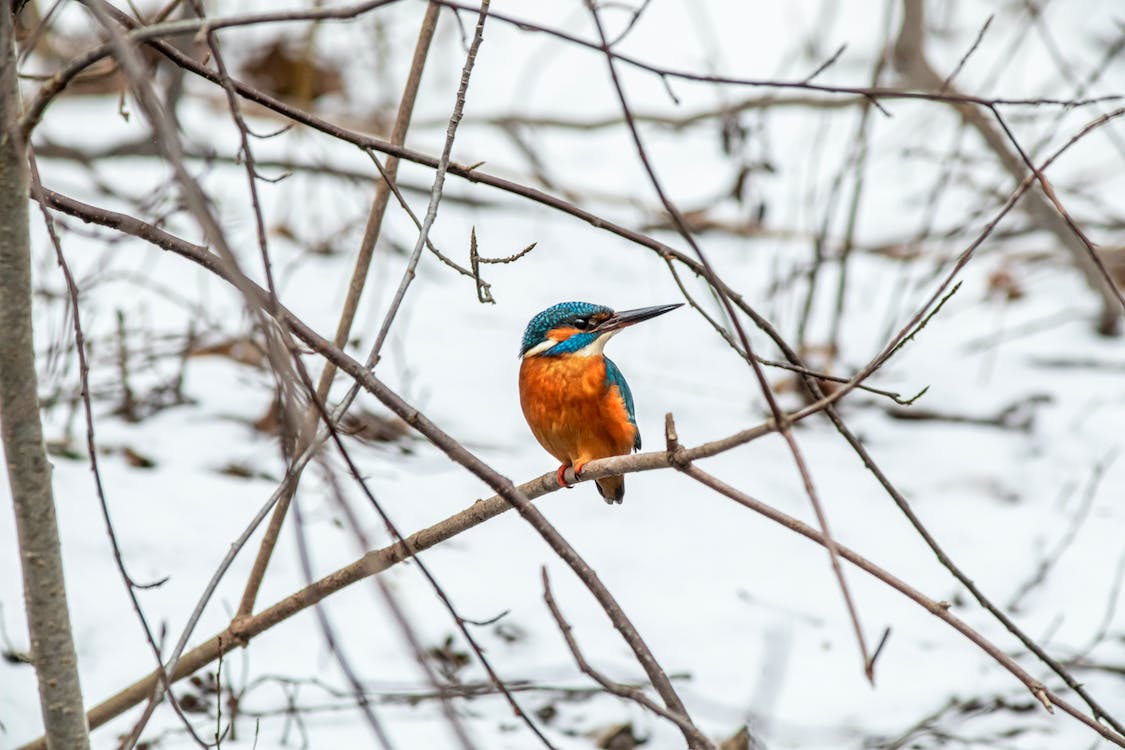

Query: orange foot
[556,464,572,488]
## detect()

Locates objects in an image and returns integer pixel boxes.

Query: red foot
[572,459,587,477]
[556,465,572,488]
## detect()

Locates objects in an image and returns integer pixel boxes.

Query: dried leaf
[190,337,268,369]
[239,40,343,105]
[338,409,410,443]
[122,446,156,469]
[594,722,642,750]
[719,726,750,750]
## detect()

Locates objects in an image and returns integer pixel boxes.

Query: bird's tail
[595,475,625,504]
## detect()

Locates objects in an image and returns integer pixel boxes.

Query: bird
[518,300,682,503]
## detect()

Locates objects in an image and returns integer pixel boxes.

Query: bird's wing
[603,356,641,451]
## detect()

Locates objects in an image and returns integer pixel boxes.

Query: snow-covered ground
[3,1,1124,748]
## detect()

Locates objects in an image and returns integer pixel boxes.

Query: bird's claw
[556,461,588,488]
[556,465,572,489]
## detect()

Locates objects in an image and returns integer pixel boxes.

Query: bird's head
[519,301,682,359]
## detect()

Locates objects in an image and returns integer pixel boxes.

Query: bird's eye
[573,317,589,330]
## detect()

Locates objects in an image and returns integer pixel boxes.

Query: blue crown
[520,301,611,357]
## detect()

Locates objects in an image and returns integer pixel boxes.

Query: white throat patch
[521,330,618,359]
[572,330,617,357]
[521,339,556,358]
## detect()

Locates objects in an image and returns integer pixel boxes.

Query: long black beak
[597,302,683,333]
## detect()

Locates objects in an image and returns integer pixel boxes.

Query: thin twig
[675,464,1125,746]
[939,14,994,92]
[365,0,488,368]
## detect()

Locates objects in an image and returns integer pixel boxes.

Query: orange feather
[519,354,636,489]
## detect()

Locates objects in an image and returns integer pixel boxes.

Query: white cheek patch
[522,339,557,358]
[571,330,618,357]
[521,330,619,359]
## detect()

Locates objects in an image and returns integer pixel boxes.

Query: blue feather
[543,332,597,355]
[604,356,641,451]
[520,301,610,357]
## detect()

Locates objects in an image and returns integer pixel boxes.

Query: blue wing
[604,356,641,451]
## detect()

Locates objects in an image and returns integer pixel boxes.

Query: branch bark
[0,8,91,750]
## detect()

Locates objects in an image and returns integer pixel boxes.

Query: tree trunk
[0,8,92,750]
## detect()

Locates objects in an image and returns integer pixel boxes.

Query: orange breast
[519,355,637,467]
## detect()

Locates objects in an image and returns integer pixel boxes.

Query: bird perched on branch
[518,301,681,503]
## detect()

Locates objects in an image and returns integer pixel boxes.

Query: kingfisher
[518,300,682,503]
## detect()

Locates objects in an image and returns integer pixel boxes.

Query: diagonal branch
[676,464,1125,748]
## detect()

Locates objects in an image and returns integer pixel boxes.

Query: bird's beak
[596,303,683,333]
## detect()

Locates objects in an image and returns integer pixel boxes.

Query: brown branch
[432,0,1118,108]
[415,93,866,132]
[989,105,1125,324]
[939,13,994,92]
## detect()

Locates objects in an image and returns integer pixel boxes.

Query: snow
[2,1,1124,749]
